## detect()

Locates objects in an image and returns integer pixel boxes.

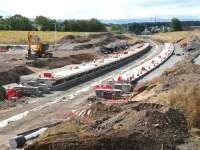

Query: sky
[0,0,200,20]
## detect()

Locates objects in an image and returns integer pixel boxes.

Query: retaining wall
[51,44,151,90]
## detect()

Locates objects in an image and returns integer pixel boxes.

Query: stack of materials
[94,79,132,99]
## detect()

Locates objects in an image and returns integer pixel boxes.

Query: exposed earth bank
[25,102,188,150]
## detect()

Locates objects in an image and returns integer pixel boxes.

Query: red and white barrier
[39,71,54,78]
[111,43,175,82]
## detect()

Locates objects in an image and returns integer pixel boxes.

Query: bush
[168,83,200,128]
[170,18,182,31]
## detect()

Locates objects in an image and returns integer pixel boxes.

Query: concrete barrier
[51,44,151,90]
[18,43,151,93]
[97,43,175,93]
[116,43,174,84]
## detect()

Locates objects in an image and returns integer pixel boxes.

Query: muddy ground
[25,101,188,150]
[0,66,33,85]
[29,52,102,69]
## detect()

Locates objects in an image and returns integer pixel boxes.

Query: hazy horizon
[0,0,199,20]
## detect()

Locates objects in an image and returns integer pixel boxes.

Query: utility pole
[54,23,57,50]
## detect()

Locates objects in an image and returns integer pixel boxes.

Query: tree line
[126,18,200,34]
[0,15,106,32]
[126,18,183,34]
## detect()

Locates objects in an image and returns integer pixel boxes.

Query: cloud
[0,0,199,19]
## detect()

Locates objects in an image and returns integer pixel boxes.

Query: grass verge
[168,83,200,128]
[0,31,98,44]
[153,31,200,43]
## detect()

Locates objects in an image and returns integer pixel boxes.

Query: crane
[27,32,53,59]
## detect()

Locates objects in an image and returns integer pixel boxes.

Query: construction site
[0,28,200,150]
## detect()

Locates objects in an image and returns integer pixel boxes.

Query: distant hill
[100,18,169,24]
[100,17,200,24]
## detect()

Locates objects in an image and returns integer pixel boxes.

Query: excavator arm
[27,32,52,59]
[27,32,34,58]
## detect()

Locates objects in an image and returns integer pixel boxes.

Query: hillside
[153,31,200,43]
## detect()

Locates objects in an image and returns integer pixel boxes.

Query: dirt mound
[25,102,188,150]
[29,53,99,69]
[57,33,111,44]
[133,60,200,96]
[58,35,91,44]
[88,33,111,39]
[158,61,200,90]
[57,33,130,51]
[131,60,200,129]
[73,43,94,50]
[0,66,33,85]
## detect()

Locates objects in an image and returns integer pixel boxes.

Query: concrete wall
[51,45,151,91]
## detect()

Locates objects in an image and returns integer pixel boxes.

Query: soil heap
[25,102,188,150]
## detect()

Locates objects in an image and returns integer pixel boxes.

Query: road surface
[141,44,184,81]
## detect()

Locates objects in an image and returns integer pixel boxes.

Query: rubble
[25,102,189,150]
[57,33,131,51]
[0,66,33,85]
[29,53,99,69]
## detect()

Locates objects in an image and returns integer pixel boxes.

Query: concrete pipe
[9,128,47,149]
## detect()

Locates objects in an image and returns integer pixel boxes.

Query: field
[153,31,200,43]
[0,31,98,44]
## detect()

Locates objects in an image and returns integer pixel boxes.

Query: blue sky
[0,0,199,19]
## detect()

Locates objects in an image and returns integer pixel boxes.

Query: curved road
[141,43,184,81]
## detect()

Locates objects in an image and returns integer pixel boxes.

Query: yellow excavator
[27,32,53,59]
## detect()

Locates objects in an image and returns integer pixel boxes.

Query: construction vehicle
[101,40,129,54]
[27,32,53,59]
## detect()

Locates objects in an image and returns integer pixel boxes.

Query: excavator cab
[27,32,53,59]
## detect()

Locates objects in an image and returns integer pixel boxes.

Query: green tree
[0,17,6,30]
[6,14,33,30]
[35,16,55,31]
[129,23,145,34]
[62,19,106,32]
[170,18,182,31]
[110,24,122,32]
[88,18,106,32]
[0,15,106,32]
